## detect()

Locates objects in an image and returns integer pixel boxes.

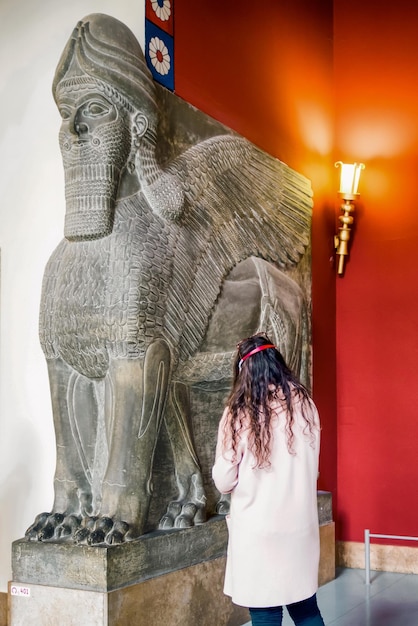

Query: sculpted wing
[158,135,313,361]
[173,135,311,265]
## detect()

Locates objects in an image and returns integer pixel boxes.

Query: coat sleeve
[212,408,243,494]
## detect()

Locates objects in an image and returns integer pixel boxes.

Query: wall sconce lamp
[334,161,365,276]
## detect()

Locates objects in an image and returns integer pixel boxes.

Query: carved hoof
[216,498,230,516]
[159,470,207,530]
[158,501,182,530]
[174,503,197,529]
[193,506,207,525]
[159,501,206,530]
[159,514,174,530]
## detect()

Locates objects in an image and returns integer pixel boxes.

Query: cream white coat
[212,396,321,608]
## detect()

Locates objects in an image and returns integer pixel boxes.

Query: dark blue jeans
[249,593,325,625]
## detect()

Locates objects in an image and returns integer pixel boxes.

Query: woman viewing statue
[212,334,325,626]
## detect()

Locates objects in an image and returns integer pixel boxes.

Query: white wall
[0,0,145,592]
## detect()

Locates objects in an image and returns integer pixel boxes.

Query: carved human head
[53,14,158,240]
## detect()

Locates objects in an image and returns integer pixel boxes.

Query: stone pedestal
[10,516,249,626]
[10,493,334,625]
[12,516,228,593]
[9,556,248,626]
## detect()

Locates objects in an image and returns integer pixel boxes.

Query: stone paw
[74,517,132,545]
[105,520,131,544]
[25,512,66,541]
[54,515,81,539]
[25,512,136,545]
[25,512,51,540]
[74,516,99,544]
[87,517,114,545]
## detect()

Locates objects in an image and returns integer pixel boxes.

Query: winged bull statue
[25,13,313,545]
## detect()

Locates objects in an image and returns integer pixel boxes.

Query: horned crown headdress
[53,13,158,119]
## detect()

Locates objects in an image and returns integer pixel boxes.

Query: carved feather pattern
[161,135,312,362]
[40,133,312,378]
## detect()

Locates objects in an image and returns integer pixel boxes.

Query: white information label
[10,585,31,597]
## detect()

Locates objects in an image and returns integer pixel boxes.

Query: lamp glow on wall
[334,161,365,276]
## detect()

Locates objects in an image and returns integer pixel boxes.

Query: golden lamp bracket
[334,161,365,276]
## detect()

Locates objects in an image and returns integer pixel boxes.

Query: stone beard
[58,91,132,241]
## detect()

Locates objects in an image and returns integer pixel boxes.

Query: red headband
[239,344,275,369]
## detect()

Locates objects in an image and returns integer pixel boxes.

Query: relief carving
[25,13,313,545]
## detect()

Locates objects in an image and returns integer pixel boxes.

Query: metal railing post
[363,530,418,585]
[364,529,371,585]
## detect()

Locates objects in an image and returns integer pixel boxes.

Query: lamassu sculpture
[26,14,313,545]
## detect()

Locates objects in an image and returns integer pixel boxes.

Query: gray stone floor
[243,567,418,625]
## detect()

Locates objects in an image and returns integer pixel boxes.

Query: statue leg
[26,357,96,541]
[96,339,171,543]
[159,381,206,529]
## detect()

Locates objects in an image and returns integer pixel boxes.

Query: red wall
[174,0,418,551]
[334,2,418,544]
[175,0,337,495]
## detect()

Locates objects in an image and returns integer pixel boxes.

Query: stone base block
[319,522,335,586]
[10,556,249,626]
[9,522,335,626]
[9,494,334,625]
[11,516,228,592]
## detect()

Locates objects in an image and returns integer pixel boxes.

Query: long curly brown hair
[224,333,316,468]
